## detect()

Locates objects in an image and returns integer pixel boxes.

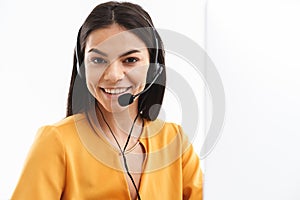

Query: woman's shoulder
[145,118,183,133]
[51,113,86,128]
[143,118,186,142]
[35,113,87,141]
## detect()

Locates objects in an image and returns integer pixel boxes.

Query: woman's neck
[94,102,144,147]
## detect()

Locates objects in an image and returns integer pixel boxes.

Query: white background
[0,0,206,198]
[204,0,300,199]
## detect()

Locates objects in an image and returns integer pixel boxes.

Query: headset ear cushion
[145,63,163,87]
[76,59,85,79]
[78,64,85,79]
[153,63,161,78]
[146,63,158,84]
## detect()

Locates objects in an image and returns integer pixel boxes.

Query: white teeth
[103,88,128,94]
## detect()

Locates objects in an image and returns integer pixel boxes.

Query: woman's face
[84,24,150,113]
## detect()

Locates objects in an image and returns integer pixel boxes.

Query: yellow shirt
[11,113,203,200]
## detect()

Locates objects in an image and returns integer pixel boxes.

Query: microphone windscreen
[118,93,134,107]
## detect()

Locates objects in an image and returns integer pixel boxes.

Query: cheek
[85,67,104,85]
[85,67,105,96]
[127,65,149,87]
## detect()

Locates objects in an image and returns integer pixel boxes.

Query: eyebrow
[88,48,141,58]
[119,49,141,57]
[88,48,108,57]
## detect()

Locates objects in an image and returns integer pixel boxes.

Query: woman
[11,1,203,199]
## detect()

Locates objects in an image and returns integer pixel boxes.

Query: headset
[74,5,164,200]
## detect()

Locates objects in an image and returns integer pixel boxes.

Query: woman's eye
[91,57,107,64]
[124,57,139,63]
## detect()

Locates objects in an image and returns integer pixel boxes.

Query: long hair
[66,1,166,120]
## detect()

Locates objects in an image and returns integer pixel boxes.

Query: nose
[103,61,124,83]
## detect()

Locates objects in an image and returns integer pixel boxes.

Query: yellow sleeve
[181,131,203,200]
[11,126,65,200]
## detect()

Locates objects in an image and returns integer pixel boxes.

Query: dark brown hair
[66,1,166,120]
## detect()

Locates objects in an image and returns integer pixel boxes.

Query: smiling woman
[84,25,150,114]
[11,1,203,200]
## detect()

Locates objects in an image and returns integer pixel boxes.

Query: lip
[100,86,131,98]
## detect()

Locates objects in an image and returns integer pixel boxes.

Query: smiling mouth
[101,87,131,95]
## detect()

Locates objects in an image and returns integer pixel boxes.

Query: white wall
[0,0,206,198]
[204,0,300,199]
